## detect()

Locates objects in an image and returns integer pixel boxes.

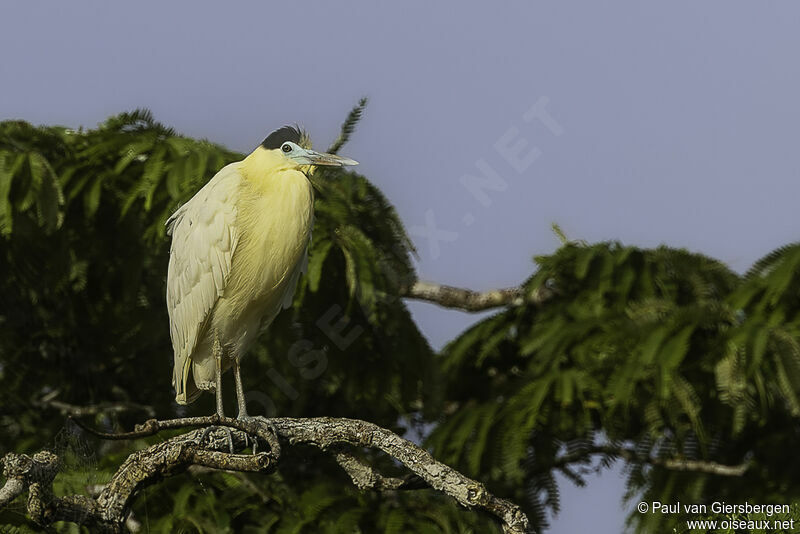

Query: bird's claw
[236,415,279,457]
[197,425,236,454]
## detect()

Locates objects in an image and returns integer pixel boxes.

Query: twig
[658,456,749,476]
[543,444,750,477]
[34,390,155,418]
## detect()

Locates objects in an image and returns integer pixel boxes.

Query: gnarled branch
[1,416,532,534]
[1,427,273,533]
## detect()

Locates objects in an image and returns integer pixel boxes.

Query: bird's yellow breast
[210,152,313,345]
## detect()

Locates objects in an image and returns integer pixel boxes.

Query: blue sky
[3,2,799,531]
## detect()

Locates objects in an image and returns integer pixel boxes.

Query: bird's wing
[166,163,242,402]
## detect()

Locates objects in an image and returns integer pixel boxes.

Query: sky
[2,2,799,532]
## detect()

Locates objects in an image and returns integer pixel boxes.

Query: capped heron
[166,126,358,419]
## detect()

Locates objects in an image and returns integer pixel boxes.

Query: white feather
[166,163,242,402]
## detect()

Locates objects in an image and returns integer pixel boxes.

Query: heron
[166,126,358,420]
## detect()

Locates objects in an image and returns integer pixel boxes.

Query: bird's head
[254,126,358,172]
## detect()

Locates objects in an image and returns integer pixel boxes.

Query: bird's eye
[282,143,292,153]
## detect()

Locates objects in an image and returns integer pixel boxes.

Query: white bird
[166,126,358,418]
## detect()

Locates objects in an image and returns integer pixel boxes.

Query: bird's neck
[240,148,303,186]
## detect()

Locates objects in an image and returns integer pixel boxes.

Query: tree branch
[401,280,554,312]
[33,389,155,418]
[331,447,427,490]
[2,416,532,534]
[1,427,273,533]
[276,417,530,532]
[543,444,750,477]
[657,456,750,476]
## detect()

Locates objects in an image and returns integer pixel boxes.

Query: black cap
[260,126,303,150]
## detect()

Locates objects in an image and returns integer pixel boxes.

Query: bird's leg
[213,332,225,418]
[202,332,235,453]
[233,355,248,419]
[232,356,251,450]
[233,355,261,452]
[231,354,279,455]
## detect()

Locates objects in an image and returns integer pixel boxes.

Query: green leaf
[307,240,333,292]
[0,152,23,235]
[328,97,368,154]
[84,175,103,218]
[659,324,694,371]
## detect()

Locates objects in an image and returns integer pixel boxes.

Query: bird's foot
[235,415,280,458]
[197,425,236,454]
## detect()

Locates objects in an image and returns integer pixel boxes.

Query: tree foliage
[1,106,798,533]
[428,241,800,531]
[0,107,464,532]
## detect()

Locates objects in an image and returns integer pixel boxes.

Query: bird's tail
[173,350,202,405]
[173,340,218,405]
